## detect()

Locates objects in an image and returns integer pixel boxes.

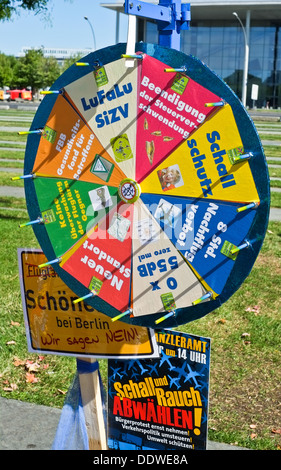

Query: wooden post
[77,358,108,450]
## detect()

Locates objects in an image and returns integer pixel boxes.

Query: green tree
[16,48,45,93]
[16,48,60,95]
[0,53,17,86]
[0,0,49,21]
[61,53,84,74]
[43,55,61,86]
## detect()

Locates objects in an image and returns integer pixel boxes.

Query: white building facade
[18,47,92,66]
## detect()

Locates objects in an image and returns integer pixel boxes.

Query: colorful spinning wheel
[20,43,270,328]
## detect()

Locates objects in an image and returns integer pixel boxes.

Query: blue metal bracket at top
[124,0,191,51]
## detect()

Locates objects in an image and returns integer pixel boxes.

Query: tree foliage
[60,53,83,74]
[0,0,49,21]
[0,53,17,86]
[16,49,45,91]
[0,1,74,92]
[0,49,61,93]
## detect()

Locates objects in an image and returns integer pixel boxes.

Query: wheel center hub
[118,178,141,204]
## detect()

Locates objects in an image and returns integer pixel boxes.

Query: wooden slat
[78,358,107,450]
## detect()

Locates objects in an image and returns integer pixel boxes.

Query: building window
[144,19,281,108]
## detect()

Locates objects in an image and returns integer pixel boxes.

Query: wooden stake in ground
[77,358,108,450]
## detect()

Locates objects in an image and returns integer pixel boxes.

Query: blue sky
[0,0,128,56]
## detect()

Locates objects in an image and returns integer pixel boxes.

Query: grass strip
[0,172,24,187]
[0,131,28,142]
[263,145,281,157]
[259,133,281,141]
[0,196,26,210]
[0,161,24,169]
[270,191,281,208]
[269,166,281,179]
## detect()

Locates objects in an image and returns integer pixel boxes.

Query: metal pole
[84,16,96,50]
[158,0,181,50]
[115,11,120,44]
[123,0,190,51]
[243,10,250,107]
[233,11,250,107]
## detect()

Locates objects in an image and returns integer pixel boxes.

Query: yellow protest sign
[18,249,158,359]
[141,105,259,204]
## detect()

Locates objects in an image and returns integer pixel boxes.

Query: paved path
[0,126,29,132]
[270,207,281,221]
[0,140,25,145]
[0,185,25,198]
[0,397,248,451]
[0,167,22,172]
[0,147,24,152]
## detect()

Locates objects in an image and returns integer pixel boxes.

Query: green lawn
[0,111,280,450]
